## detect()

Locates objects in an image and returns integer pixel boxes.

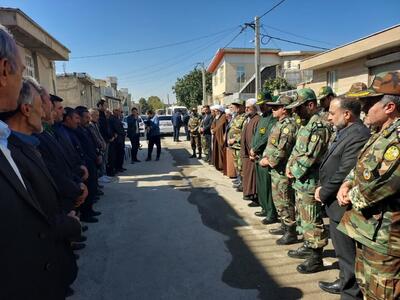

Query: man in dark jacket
[316,97,370,298]
[109,108,126,172]
[0,26,72,300]
[127,107,141,163]
[200,105,213,162]
[172,110,183,142]
[6,77,81,299]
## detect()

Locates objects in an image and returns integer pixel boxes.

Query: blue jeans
[173,126,181,141]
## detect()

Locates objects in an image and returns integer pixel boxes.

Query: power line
[259,0,287,19]
[221,25,248,49]
[70,26,239,59]
[263,24,337,46]
[261,33,329,50]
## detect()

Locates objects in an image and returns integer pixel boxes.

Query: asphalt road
[71,137,339,300]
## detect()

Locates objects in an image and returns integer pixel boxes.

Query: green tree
[138,97,150,113]
[147,96,165,111]
[263,77,294,94]
[172,67,212,108]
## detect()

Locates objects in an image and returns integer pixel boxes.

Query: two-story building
[0,7,70,93]
[207,48,319,104]
[299,24,400,95]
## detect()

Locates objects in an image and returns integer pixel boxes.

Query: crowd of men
[0,25,133,299]
[187,72,400,299]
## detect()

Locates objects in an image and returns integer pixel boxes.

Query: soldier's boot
[287,244,313,259]
[190,149,196,158]
[197,150,202,159]
[269,220,285,235]
[296,248,324,274]
[276,224,299,245]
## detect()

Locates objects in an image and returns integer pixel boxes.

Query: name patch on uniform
[363,169,371,180]
[311,135,318,142]
[384,145,400,161]
[259,127,266,134]
[283,127,289,134]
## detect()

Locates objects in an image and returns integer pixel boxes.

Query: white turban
[246,98,257,106]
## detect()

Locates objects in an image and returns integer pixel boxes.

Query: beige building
[0,8,69,93]
[56,73,99,108]
[299,24,400,95]
[207,48,319,104]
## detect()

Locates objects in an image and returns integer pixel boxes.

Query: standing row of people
[191,71,400,299]
[0,25,128,299]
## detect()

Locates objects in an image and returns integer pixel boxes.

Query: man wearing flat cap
[286,88,331,274]
[251,90,278,224]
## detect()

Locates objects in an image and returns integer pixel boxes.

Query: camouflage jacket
[338,117,400,256]
[188,114,202,135]
[263,116,297,173]
[287,113,331,191]
[251,112,276,156]
[227,113,246,150]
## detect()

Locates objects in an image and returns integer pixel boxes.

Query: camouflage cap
[285,88,317,109]
[343,82,381,99]
[266,95,293,106]
[371,71,400,96]
[256,90,272,105]
[317,86,335,100]
[231,98,245,106]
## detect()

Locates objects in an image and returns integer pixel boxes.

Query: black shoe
[81,225,88,232]
[269,222,285,235]
[72,235,87,243]
[288,245,313,259]
[145,157,151,161]
[155,157,160,161]
[71,243,86,251]
[254,211,267,217]
[189,154,196,158]
[297,248,324,274]
[318,279,342,294]
[261,216,278,225]
[66,287,74,298]
[276,225,299,245]
[81,216,99,223]
[248,201,259,207]
[89,210,102,217]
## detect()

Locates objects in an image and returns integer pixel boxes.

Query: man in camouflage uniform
[227,99,246,191]
[200,105,212,162]
[260,95,299,245]
[317,86,335,115]
[286,88,331,274]
[252,91,278,224]
[188,107,202,158]
[337,71,400,300]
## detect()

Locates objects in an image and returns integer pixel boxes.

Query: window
[236,65,245,84]
[219,65,224,84]
[327,70,338,91]
[24,55,35,78]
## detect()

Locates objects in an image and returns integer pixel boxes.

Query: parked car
[123,116,146,137]
[158,115,173,135]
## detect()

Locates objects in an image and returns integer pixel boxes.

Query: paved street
[71,137,340,300]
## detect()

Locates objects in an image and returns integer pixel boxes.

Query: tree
[172,67,212,108]
[138,97,150,113]
[263,77,295,95]
[147,96,165,111]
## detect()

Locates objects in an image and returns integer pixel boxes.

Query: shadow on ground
[167,147,303,300]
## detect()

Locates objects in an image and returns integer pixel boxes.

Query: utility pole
[254,16,261,98]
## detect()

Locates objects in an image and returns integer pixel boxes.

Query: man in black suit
[200,105,213,162]
[315,97,370,299]
[0,25,71,299]
[5,77,82,298]
[127,107,141,163]
[109,108,126,172]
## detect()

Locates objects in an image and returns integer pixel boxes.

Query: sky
[2,0,400,103]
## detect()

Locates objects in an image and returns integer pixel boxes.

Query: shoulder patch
[384,145,400,161]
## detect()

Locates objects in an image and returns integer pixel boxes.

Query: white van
[166,106,188,115]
